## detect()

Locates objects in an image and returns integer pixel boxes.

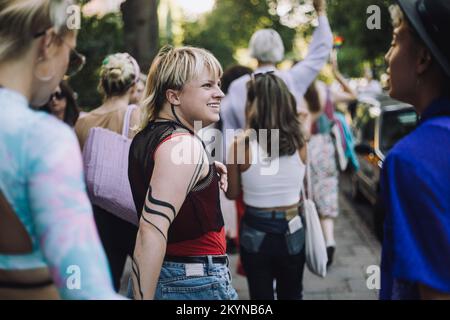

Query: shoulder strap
[122,104,137,137]
[301,144,313,201]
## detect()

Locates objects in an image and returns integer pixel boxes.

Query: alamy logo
[66,5,81,30]
[367,5,381,30]
[66,265,81,290]
[366,265,381,290]
[168,121,281,175]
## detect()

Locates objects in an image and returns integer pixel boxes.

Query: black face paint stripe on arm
[141,215,167,241]
[131,257,144,299]
[147,185,176,218]
[143,203,173,224]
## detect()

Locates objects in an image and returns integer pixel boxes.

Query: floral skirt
[309,134,339,218]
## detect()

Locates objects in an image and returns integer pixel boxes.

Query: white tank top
[241,138,306,208]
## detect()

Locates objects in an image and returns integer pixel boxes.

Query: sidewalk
[229,192,381,300]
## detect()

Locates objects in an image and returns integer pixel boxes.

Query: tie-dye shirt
[0,88,122,299]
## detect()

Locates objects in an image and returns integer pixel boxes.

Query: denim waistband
[246,206,299,220]
[164,255,228,266]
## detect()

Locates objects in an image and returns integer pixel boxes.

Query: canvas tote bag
[301,145,328,277]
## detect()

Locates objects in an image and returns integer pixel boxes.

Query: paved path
[229,186,381,300]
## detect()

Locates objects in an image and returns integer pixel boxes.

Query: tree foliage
[327,0,394,77]
[183,0,395,77]
[69,13,125,110]
[182,0,296,69]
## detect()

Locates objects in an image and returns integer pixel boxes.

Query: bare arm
[225,135,250,200]
[330,50,357,103]
[288,0,333,96]
[132,135,208,300]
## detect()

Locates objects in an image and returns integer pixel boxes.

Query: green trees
[70,13,125,109]
[328,0,393,77]
[182,0,296,69]
[71,0,395,109]
[183,0,394,77]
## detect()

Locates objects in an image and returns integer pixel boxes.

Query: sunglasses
[50,91,65,101]
[34,30,86,78]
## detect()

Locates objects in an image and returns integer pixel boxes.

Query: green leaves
[182,0,296,68]
[69,13,125,110]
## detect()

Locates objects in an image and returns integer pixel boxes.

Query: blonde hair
[98,52,140,98]
[0,0,77,62]
[140,45,223,130]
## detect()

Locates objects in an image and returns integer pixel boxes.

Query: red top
[166,227,226,256]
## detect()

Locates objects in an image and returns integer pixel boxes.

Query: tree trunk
[121,0,159,73]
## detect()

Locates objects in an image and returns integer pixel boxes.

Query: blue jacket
[380,97,450,299]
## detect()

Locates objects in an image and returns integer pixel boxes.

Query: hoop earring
[34,59,56,82]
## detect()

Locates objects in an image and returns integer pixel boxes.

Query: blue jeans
[154,256,238,300]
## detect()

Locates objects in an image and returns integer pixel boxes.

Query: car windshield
[380,108,417,154]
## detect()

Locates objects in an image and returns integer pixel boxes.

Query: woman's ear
[416,46,433,76]
[166,89,181,106]
[37,28,58,61]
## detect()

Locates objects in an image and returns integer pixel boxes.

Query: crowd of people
[0,0,449,300]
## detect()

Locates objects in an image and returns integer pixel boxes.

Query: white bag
[302,145,328,277]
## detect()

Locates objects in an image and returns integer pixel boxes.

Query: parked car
[351,93,418,241]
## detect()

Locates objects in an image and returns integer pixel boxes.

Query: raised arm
[131,135,209,300]
[28,122,121,299]
[330,50,357,104]
[288,0,333,96]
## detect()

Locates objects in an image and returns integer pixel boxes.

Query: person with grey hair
[221,0,333,146]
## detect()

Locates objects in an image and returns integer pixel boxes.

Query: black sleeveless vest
[128,121,224,243]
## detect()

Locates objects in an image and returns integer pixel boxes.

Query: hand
[214,161,228,192]
[313,0,327,15]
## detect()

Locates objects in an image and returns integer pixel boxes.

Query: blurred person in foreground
[0,0,121,299]
[381,0,450,300]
